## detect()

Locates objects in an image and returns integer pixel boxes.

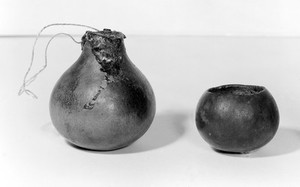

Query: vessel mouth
[85,29,126,40]
[208,84,265,95]
[81,29,126,50]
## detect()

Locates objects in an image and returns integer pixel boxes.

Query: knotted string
[18,23,100,99]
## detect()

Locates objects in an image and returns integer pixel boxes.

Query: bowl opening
[208,84,265,95]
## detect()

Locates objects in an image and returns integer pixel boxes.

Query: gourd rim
[207,84,265,96]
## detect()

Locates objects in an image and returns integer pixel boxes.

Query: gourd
[50,29,156,150]
[19,25,156,151]
[195,84,279,154]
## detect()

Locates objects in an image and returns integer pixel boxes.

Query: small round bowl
[195,84,280,154]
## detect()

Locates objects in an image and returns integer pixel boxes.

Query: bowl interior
[208,84,265,96]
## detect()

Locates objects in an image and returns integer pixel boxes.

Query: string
[18,23,100,99]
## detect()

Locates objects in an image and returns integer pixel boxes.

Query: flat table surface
[1,35,300,187]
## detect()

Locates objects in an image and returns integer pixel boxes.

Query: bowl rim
[207,84,266,96]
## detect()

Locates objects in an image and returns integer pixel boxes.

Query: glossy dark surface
[49,31,156,150]
[195,84,279,153]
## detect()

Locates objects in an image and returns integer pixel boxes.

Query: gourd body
[195,84,279,153]
[49,30,156,150]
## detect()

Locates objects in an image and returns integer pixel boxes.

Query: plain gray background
[1,0,300,36]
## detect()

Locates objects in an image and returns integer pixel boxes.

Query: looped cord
[18,23,100,99]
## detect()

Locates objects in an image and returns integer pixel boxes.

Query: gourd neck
[81,29,126,76]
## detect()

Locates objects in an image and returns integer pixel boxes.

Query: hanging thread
[18,23,100,99]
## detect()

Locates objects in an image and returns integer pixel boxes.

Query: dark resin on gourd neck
[81,29,126,76]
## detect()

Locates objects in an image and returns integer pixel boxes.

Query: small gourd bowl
[195,84,280,154]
